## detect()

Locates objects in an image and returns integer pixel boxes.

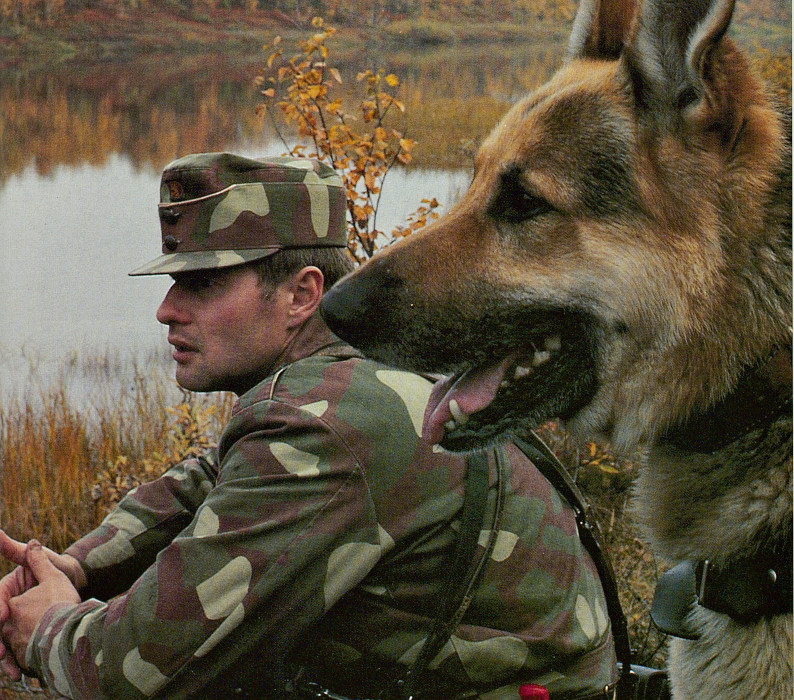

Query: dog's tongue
[423,355,516,446]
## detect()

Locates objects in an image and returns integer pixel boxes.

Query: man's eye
[177,275,219,293]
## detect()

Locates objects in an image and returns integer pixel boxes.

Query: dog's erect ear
[567,0,638,60]
[623,0,740,138]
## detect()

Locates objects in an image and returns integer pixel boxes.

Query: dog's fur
[320,0,792,697]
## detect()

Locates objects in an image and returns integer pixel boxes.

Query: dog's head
[321,0,791,453]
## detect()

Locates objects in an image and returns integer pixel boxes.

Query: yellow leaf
[385,74,399,87]
[598,464,621,475]
[330,68,343,84]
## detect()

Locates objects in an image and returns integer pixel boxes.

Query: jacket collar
[271,312,343,373]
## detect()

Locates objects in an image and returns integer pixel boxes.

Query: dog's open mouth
[421,317,599,452]
[321,269,601,453]
[424,336,560,441]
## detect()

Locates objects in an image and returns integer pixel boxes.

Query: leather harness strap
[513,433,634,699]
[398,436,627,700]
[398,448,506,700]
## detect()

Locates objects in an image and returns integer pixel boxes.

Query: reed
[0,352,233,568]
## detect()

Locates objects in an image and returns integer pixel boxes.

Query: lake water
[1,43,566,397]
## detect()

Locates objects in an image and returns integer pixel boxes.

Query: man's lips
[168,336,200,362]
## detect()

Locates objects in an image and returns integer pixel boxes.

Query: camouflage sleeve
[26,398,383,699]
[63,455,218,601]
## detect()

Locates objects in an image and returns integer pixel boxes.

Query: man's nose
[156,285,190,326]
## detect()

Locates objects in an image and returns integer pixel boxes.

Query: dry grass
[0,353,233,560]
[0,353,234,697]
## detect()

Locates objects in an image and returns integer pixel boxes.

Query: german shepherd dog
[320,0,792,696]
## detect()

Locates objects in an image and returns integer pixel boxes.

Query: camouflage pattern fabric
[129,153,347,277]
[31,326,617,699]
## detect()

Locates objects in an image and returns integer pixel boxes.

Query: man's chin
[174,370,211,394]
[177,374,241,396]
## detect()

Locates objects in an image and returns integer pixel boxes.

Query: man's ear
[286,266,325,327]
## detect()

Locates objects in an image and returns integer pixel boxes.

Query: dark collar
[694,534,793,623]
[660,345,792,454]
[653,532,793,638]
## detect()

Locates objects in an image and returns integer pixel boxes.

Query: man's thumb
[0,531,26,566]
[24,540,53,580]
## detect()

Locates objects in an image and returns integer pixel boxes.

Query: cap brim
[128,248,281,276]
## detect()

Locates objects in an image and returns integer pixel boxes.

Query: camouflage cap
[129,152,347,276]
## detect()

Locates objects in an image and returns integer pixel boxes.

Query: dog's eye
[488,171,553,223]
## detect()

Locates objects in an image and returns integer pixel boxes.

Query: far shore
[1,5,789,68]
[0,7,568,67]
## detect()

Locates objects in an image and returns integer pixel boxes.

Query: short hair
[253,247,355,292]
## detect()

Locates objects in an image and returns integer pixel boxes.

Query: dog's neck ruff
[652,344,793,636]
[659,344,792,455]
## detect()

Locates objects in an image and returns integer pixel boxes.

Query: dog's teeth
[514,365,533,380]
[532,350,552,367]
[544,335,561,352]
[500,379,511,388]
[444,420,456,432]
[448,399,469,425]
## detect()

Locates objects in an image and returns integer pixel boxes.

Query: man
[0,153,617,699]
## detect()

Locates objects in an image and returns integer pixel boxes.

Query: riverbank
[0,8,289,64]
[0,6,567,66]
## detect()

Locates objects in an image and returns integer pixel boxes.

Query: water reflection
[0,42,565,183]
[0,53,272,184]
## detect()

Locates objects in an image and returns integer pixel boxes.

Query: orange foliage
[258,18,440,261]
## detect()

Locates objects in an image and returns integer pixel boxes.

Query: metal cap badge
[129,152,347,276]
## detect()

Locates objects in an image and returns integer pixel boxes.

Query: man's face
[156,264,291,395]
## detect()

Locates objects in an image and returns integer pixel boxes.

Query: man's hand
[0,538,83,680]
[0,532,87,591]
[0,532,39,680]
[0,562,35,681]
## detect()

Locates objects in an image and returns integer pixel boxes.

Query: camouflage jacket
[30,322,617,699]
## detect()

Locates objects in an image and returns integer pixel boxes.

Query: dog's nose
[320,258,403,350]
[320,276,368,341]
